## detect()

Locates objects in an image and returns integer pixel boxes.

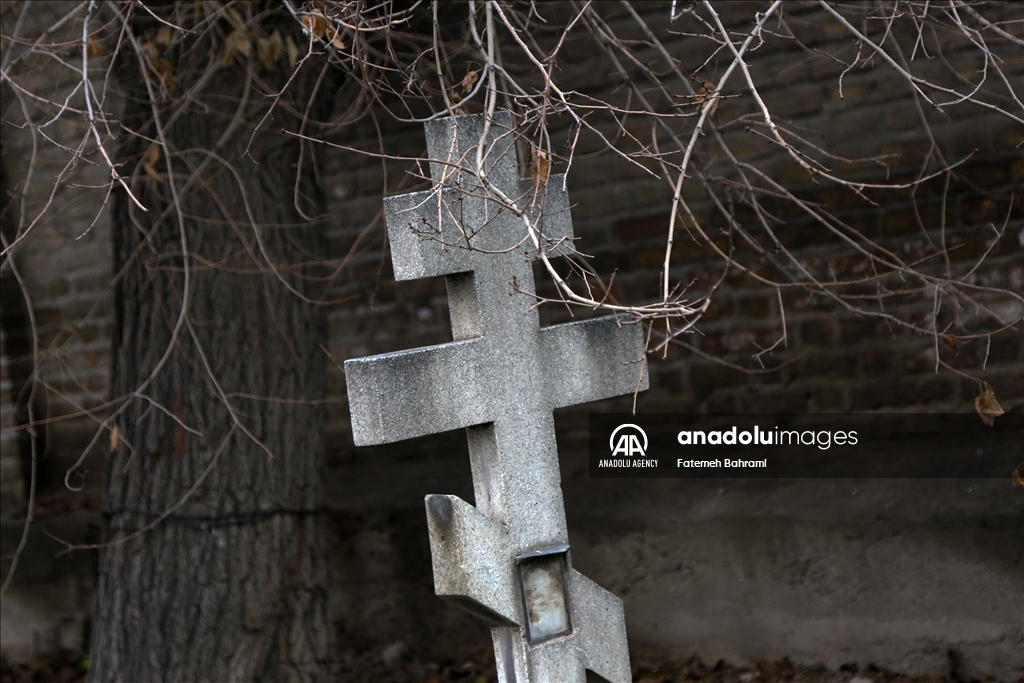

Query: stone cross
[344,112,647,683]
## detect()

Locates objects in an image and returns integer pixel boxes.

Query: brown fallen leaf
[974,387,1004,427]
[530,146,550,187]
[1012,464,1024,487]
[942,333,958,354]
[461,69,479,94]
[143,144,165,183]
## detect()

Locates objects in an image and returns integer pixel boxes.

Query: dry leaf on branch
[86,36,105,58]
[974,387,1004,427]
[461,69,479,94]
[142,41,174,87]
[222,27,252,63]
[143,144,164,183]
[449,91,467,115]
[530,146,550,187]
[109,424,120,452]
[942,333,959,354]
[285,36,299,70]
[257,30,283,70]
[152,56,174,86]
[327,26,346,50]
[154,25,177,48]
[694,77,720,116]
[301,11,328,39]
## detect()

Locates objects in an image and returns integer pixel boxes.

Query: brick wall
[314,5,1023,671]
[1,1,1021,674]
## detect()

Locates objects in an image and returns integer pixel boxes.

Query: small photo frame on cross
[515,543,573,644]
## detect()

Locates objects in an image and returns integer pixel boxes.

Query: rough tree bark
[91,5,336,681]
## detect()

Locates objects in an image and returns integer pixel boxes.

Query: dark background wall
[1,1,1021,678]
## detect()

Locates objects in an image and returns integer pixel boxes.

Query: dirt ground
[5,648,1008,683]
[338,652,1014,683]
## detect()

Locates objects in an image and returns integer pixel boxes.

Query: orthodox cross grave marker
[345,112,647,683]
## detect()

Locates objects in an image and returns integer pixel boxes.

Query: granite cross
[344,112,647,683]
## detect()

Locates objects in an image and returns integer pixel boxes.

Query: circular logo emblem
[609,424,648,457]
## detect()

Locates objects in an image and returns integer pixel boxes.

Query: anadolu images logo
[609,424,648,457]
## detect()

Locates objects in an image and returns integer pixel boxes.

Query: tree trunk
[91,6,335,681]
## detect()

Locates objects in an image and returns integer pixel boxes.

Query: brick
[672,232,716,263]
[712,1,776,27]
[839,317,885,346]
[798,319,835,346]
[874,136,933,163]
[850,377,954,409]
[823,82,867,110]
[49,278,70,298]
[828,253,874,279]
[720,128,772,161]
[743,389,808,414]
[780,288,826,313]
[765,161,818,191]
[77,325,100,343]
[653,367,683,393]
[79,349,109,368]
[797,352,857,380]
[655,338,687,360]
[705,392,738,413]
[860,350,894,377]
[961,197,1001,225]
[811,53,853,81]
[786,11,851,46]
[702,294,734,319]
[979,332,1023,365]
[689,362,748,400]
[736,294,771,318]
[723,329,757,353]
[883,203,942,237]
[813,386,846,410]
[34,307,62,327]
[818,185,872,212]
[69,270,110,295]
[1011,158,1024,183]
[581,248,623,281]
[615,272,661,301]
[635,247,666,269]
[902,346,936,374]
[955,160,1013,194]
[883,103,921,131]
[612,214,669,241]
[937,118,995,157]
[762,83,825,121]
